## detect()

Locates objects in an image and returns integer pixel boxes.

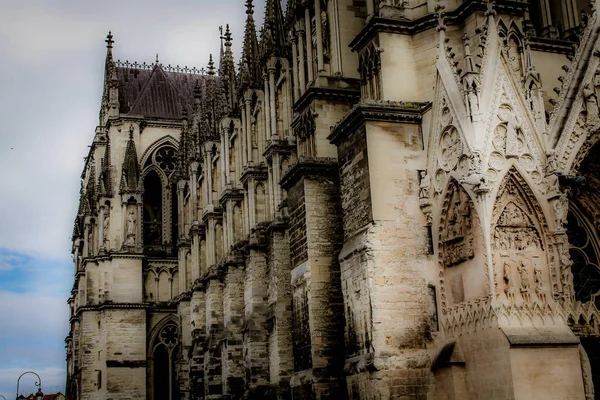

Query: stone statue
[503,262,516,303]
[321,9,330,59]
[517,261,530,302]
[553,193,568,231]
[418,170,430,201]
[534,266,546,303]
[583,83,599,121]
[126,210,136,246]
[561,262,575,303]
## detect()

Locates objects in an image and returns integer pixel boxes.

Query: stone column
[206,152,214,213]
[179,246,187,294]
[73,240,81,275]
[291,35,300,102]
[190,161,199,221]
[245,98,253,165]
[248,178,256,230]
[98,206,105,252]
[178,180,186,238]
[268,165,275,220]
[223,130,231,185]
[297,27,306,91]
[241,103,248,166]
[273,153,282,214]
[83,221,91,257]
[269,68,278,139]
[304,9,314,83]
[264,74,272,139]
[220,133,227,193]
[191,227,200,282]
[314,0,324,72]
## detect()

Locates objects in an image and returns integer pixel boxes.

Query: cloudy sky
[0,0,265,397]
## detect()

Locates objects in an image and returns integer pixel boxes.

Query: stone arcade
[67,0,600,398]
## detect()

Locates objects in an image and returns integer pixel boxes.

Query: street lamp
[15,371,43,400]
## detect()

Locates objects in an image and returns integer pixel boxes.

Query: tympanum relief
[492,177,550,307]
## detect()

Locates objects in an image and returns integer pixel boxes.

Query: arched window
[150,322,180,400]
[143,170,163,253]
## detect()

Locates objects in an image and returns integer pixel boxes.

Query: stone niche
[439,180,487,305]
[491,175,551,308]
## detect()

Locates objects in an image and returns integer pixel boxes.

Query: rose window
[155,147,177,173]
[159,324,178,347]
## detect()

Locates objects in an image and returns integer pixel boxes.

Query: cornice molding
[328,100,431,145]
[280,157,339,189]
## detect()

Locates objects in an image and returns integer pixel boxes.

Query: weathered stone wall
[222,265,245,397]
[267,229,294,395]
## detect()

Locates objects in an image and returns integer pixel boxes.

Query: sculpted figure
[534,266,546,303]
[517,261,530,302]
[583,84,599,121]
[553,193,569,231]
[419,170,430,201]
[561,262,575,303]
[321,9,330,58]
[503,262,516,303]
[126,210,136,246]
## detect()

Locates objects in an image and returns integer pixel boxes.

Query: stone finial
[105,31,114,49]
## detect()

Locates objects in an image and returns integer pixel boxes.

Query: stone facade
[67,0,600,399]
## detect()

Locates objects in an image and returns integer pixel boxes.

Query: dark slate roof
[115,63,208,120]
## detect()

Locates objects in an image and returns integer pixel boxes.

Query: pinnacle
[105,31,114,49]
[246,0,254,15]
[208,54,215,75]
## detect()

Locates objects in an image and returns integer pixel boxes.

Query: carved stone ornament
[126,206,137,246]
[492,175,549,306]
[295,108,316,142]
[440,181,474,266]
[439,126,463,171]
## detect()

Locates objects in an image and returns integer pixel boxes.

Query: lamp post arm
[16,371,42,400]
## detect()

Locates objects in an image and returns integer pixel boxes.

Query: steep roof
[115,62,211,120]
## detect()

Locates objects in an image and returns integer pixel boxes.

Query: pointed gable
[120,126,140,193]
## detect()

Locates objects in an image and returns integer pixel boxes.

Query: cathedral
[66,0,600,398]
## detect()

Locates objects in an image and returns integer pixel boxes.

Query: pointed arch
[491,167,555,306]
[147,314,180,400]
[437,178,487,307]
[140,135,180,168]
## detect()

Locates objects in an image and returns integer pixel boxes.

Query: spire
[101,31,120,121]
[119,125,140,194]
[260,0,286,60]
[218,24,238,113]
[240,0,261,91]
[208,54,215,76]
